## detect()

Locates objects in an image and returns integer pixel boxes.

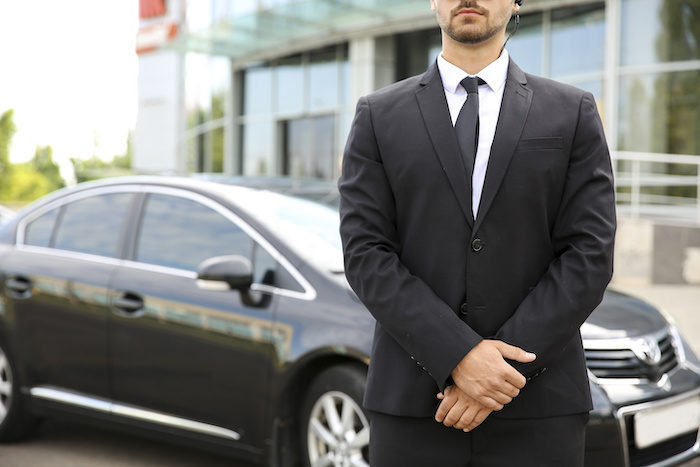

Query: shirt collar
[437,48,509,94]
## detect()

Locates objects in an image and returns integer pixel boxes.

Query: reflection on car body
[0,205,14,225]
[0,176,697,467]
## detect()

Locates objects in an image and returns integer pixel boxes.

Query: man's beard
[441,1,511,44]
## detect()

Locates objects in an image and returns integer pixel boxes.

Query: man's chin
[446,30,490,45]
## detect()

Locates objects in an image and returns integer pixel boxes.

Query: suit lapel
[415,64,474,227]
[473,60,532,233]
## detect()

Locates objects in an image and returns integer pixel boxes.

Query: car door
[2,190,135,400]
[108,188,293,448]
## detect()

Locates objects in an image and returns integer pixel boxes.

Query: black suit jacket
[338,59,616,418]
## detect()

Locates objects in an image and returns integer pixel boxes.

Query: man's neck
[440,33,506,75]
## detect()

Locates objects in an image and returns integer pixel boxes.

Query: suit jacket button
[459,303,468,315]
[471,238,484,252]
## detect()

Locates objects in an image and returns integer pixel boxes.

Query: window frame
[15,184,316,301]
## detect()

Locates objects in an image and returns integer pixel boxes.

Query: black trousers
[368,410,588,467]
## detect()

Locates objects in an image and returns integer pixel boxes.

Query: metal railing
[612,151,700,224]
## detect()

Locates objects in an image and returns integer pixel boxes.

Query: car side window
[136,194,304,291]
[24,208,60,247]
[136,193,254,272]
[252,242,304,292]
[52,193,134,258]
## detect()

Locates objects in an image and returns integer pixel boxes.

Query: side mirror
[197,255,253,291]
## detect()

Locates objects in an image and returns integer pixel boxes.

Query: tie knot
[461,76,484,94]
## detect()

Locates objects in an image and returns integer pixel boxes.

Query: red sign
[140,0,167,19]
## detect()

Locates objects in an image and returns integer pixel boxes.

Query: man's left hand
[435,385,493,432]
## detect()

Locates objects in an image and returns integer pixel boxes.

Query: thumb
[494,341,536,363]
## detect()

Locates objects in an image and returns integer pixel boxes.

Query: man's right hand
[451,340,536,410]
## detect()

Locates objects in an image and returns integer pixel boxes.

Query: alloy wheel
[307,390,370,467]
[0,346,12,423]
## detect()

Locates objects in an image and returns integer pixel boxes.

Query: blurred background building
[134,0,700,283]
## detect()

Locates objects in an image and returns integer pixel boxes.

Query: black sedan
[0,176,698,467]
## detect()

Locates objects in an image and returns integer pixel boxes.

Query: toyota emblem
[631,337,662,365]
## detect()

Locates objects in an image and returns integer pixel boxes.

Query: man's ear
[513,2,520,12]
[430,0,436,12]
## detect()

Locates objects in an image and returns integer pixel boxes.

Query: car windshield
[232,188,345,274]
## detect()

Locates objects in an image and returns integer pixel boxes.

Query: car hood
[581,289,669,340]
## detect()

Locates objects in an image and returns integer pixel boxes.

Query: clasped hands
[434,339,536,432]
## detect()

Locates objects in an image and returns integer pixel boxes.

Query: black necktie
[455,76,484,176]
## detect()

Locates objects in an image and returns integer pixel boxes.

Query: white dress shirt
[437,50,509,218]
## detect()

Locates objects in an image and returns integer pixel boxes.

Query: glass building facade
[136,0,700,210]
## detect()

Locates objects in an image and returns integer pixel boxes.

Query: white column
[133,50,185,174]
[224,66,239,175]
[349,36,397,105]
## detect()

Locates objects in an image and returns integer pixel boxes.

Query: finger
[465,408,492,432]
[485,386,513,406]
[477,395,504,411]
[435,393,457,422]
[494,341,536,363]
[443,400,468,427]
[488,378,521,400]
[437,392,444,399]
[454,403,479,430]
[503,366,528,389]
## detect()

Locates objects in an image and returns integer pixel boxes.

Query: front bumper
[588,365,700,467]
[615,387,700,467]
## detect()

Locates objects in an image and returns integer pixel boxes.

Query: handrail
[611,151,700,224]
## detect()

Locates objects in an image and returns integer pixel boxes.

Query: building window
[184,53,230,173]
[395,29,442,80]
[506,12,543,76]
[550,6,605,80]
[615,0,700,211]
[282,115,335,179]
[621,0,700,66]
[238,44,349,180]
[618,0,700,156]
[618,71,700,156]
[276,55,304,115]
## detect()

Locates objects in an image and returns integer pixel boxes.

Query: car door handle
[112,293,144,315]
[5,276,32,297]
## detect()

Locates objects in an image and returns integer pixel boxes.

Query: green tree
[0,109,17,195]
[31,145,65,191]
[3,163,54,202]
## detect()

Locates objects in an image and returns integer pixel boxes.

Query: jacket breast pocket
[516,136,563,152]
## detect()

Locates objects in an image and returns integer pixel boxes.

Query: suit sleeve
[339,97,483,391]
[495,92,616,378]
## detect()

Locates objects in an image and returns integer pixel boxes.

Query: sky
[0,1,139,181]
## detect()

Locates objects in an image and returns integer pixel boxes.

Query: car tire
[0,339,38,441]
[300,364,370,467]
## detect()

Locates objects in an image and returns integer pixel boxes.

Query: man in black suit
[338,0,616,465]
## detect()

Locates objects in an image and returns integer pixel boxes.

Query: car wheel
[0,340,37,441]
[300,364,370,467]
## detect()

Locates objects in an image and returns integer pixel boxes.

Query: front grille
[585,329,678,381]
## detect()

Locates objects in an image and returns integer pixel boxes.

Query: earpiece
[503,0,522,52]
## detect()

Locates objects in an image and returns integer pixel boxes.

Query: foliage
[2,163,55,202]
[70,131,133,183]
[0,109,66,202]
[31,145,65,191]
[0,109,17,191]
